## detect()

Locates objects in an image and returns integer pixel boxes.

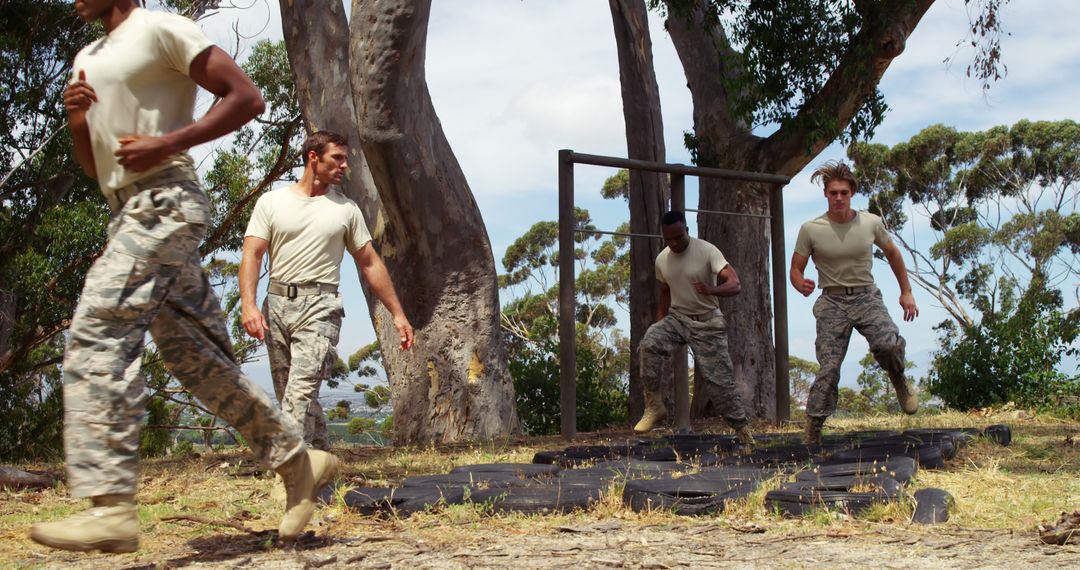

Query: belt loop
[287,283,298,300]
[845,287,854,295]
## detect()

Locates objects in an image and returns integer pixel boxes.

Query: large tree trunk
[665,0,933,421]
[280,0,381,219]
[608,0,668,424]
[349,0,519,444]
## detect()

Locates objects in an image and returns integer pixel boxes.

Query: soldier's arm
[711,265,741,297]
[790,253,815,297]
[239,236,270,340]
[880,240,919,321]
[352,243,414,349]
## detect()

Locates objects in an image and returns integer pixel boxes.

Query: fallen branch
[160,514,266,536]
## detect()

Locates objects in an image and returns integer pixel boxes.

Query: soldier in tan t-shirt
[240,131,413,450]
[790,160,920,445]
[634,211,754,449]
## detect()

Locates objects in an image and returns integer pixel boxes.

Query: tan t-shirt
[793,211,892,288]
[244,188,373,286]
[655,238,729,316]
[71,8,214,196]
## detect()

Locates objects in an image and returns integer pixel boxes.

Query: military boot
[633,389,667,434]
[890,373,919,415]
[735,425,755,454]
[276,449,339,539]
[30,494,138,553]
[804,416,825,446]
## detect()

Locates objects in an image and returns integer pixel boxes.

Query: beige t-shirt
[655,238,729,316]
[793,211,892,288]
[71,8,214,196]
[245,188,373,286]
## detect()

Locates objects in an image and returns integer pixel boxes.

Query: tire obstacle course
[322,425,1010,523]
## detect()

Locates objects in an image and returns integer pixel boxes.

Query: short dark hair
[661,210,686,226]
[301,130,348,161]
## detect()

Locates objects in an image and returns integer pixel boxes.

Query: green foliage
[140,395,172,458]
[500,174,631,434]
[929,293,1080,412]
[852,120,1080,414]
[788,355,818,416]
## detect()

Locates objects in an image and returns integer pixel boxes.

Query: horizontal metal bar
[573,229,661,239]
[685,207,773,220]
[562,150,791,185]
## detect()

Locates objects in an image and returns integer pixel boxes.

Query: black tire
[802,457,917,485]
[401,472,535,488]
[721,444,821,467]
[765,475,903,517]
[693,465,790,481]
[831,444,945,469]
[573,459,698,480]
[983,424,1012,446]
[532,450,562,465]
[911,487,954,524]
[903,428,977,449]
[449,463,561,478]
[629,446,721,465]
[326,485,466,516]
[467,481,605,514]
[622,477,757,515]
[851,434,959,460]
[661,434,740,453]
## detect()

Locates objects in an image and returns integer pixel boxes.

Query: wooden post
[558,150,577,438]
[770,182,791,423]
[670,174,691,433]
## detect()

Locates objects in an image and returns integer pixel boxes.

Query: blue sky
[192,0,1080,401]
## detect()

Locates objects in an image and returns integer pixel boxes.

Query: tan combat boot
[276,449,340,539]
[890,373,919,415]
[735,425,755,454]
[633,390,667,434]
[804,417,824,446]
[30,494,139,553]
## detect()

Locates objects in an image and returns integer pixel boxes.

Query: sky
[189,0,1080,403]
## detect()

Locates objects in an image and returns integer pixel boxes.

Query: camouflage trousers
[264,292,343,449]
[63,167,304,498]
[640,310,748,429]
[806,287,907,419]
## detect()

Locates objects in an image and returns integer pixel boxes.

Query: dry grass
[2,408,1079,566]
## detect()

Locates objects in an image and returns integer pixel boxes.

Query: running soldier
[791,160,919,445]
[239,130,413,449]
[32,0,333,552]
[634,211,754,448]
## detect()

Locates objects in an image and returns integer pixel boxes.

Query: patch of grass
[4,408,1080,565]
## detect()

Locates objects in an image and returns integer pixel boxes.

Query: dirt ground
[12,518,1080,569]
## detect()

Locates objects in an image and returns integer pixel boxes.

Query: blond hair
[811,160,858,193]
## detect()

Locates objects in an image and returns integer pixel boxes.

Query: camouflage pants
[640,310,748,429]
[265,293,343,449]
[63,168,304,498]
[806,287,907,419]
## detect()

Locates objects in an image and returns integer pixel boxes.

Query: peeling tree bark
[663,0,933,421]
[349,0,519,443]
[608,0,669,423]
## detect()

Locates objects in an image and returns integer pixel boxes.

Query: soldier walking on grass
[790,160,920,445]
[634,211,755,448]
[239,130,413,450]
[32,0,335,553]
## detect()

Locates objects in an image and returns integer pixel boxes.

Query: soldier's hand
[899,291,919,322]
[241,305,270,340]
[64,70,96,121]
[394,314,414,350]
[798,278,816,297]
[116,135,175,172]
[691,280,712,296]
